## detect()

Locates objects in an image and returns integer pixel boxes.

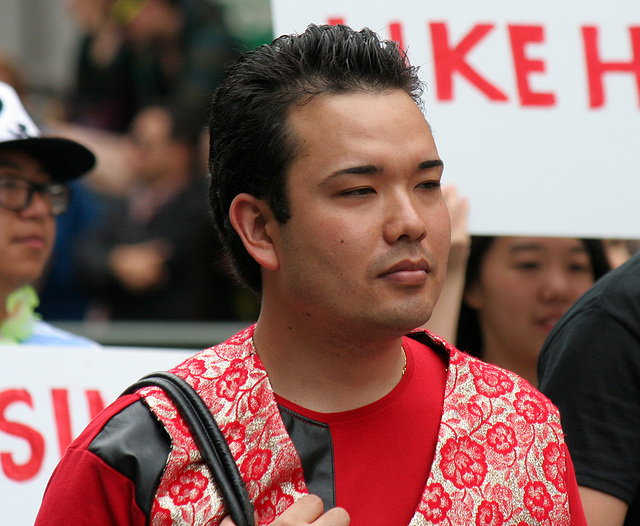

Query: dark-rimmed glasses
[0,176,72,216]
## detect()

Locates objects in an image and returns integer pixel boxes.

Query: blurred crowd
[0,0,266,322]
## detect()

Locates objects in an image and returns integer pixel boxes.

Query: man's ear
[229,193,279,271]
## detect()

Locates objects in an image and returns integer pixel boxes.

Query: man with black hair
[37,24,586,525]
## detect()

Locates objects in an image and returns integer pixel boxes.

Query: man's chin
[375,310,431,335]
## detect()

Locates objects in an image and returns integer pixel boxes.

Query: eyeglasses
[0,176,72,216]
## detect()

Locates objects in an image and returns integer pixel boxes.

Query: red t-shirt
[275,336,447,525]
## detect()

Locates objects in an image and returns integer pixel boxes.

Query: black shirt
[538,251,640,525]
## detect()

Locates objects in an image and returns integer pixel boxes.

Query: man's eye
[0,179,20,189]
[342,187,375,196]
[417,180,441,190]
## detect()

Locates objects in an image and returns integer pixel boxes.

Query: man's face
[266,90,451,337]
[0,150,56,298]
[126,107,173,184]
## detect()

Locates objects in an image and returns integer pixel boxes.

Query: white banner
[271,0,640,239]
[0,345,192,525]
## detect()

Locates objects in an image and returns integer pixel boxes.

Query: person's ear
[463,281,484,310]
[229,193,279,271]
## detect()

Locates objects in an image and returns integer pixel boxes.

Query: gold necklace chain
[401,344,407,377]
[252,335,408,377]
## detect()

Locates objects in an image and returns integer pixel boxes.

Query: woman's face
[464,237,595,375]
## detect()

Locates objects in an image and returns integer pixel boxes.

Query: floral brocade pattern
[141,327,572,525]
[410,333,572,526]
[142,326,307,525]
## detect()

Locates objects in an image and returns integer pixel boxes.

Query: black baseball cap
[0,81,96,182]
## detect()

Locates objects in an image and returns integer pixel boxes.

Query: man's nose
[382,193,426,244]
[21,189,52,218]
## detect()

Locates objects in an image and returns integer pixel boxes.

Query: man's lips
[379,260,431,285]
[14,234,47,249]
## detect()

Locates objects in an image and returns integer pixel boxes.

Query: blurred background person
[0,53,28,102]
[0,51,109,321]
[76,104,241,321]
[28,0,259,323]
[120,0,239,132]
[42,0,241,198]
[602,238,640,269]
[454,235,610,386]
[64,0,137,133]
[0,81,97,345]
[539,247,640,526]
[64,0,239,135]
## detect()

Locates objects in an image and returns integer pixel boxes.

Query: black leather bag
[122,371,255,526]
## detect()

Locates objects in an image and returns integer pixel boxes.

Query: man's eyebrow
[419,159,444,171]
[327,158,444,179]
[328,165,381,178]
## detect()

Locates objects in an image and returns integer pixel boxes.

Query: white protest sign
[271,0,640,238]
[0,345,192,525]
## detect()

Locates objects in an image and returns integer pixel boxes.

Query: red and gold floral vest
[141,326,572,525]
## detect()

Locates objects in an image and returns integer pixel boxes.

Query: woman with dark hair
[455,236,610,386]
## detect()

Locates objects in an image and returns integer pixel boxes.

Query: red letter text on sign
[51,389,72,458]
[389,21,405,52]
[430,22,508,102]
[0,389,45,481]
[86,389,106,419]
[50,389,107,457]
[326,19,405,52]
[508,25,556,107]
[583,26,640,108]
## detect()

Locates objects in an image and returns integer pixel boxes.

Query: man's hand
[220,495,350,525]
[109,239,172,292]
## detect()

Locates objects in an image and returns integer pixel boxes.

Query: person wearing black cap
[0,81,98,345]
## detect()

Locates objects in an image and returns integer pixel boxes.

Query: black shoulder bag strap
[122,371,255,526]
